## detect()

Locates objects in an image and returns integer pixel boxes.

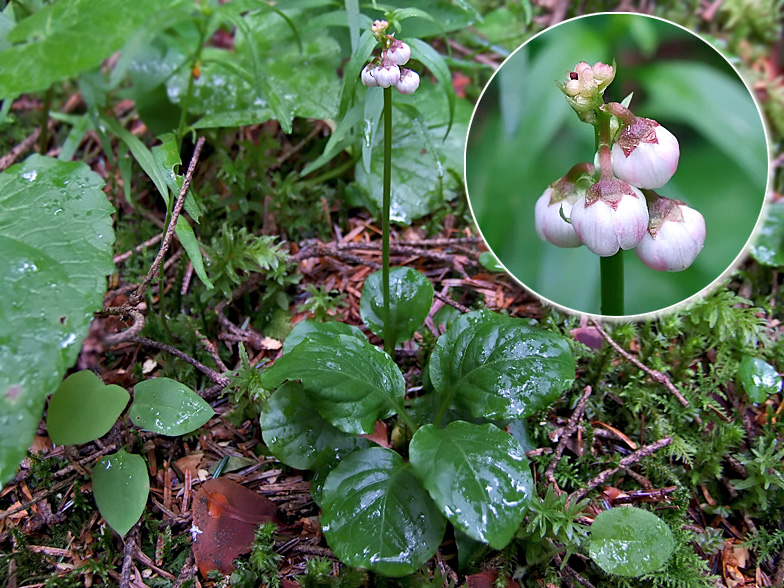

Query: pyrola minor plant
[534,61,706,315]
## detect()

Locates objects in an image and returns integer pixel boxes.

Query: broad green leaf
[429,311,575,420]
[478,251,505,273]
[129,378,214,436]
[92,449,150,536]
[354,81,470,224]
[360,267,434,346]
[589,507,675,577]
[0,155,114,487]
[0,0,181,98]
[46,371,129,446]
[310,438,374,506]
[260,333,405,435]
[738,356,782,403]
[409,421,533,549]
[282,319,366,355]
[260,382,355,470]
[321,447,446,577]
[751,202,784,267]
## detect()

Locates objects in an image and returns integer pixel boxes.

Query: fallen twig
[545,386,592,491]
[126,336,230,388]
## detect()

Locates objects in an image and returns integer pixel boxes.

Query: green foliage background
[466,13,768,315]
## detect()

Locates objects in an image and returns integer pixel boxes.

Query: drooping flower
[534,163,594,248]
[635,195,706,271]
[374,61,400,88]
[395,68,420,94]
[361,63,379,87]
[611,117,679,189]
[386,39,411,66]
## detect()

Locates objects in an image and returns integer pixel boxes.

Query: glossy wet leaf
[589,506,674,577]
[260,381,355,470]
[751,202,784,267]
[738,356,782,403]
[479,251,505,273]
[129,378,214,436]
[310,438,375,506]
[429,311,575,420]
[321,447,446,577]
[92,449,149,536]
[409,421,533,549]
[0,155,114,487]
[281,319,365,355]
[0,0,181,98]
[46,371,129,445]
[260,333,404,435]
[360,268,434,346]
[192,478,278,576]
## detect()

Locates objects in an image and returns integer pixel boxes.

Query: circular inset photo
[465,13,769,318]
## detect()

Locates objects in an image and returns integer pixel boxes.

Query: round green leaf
[321,447,446,577]
[738,356,782,403]
[260,333,405,435]
[751,202,784,267]
[0,155,115,486]
[260,381,355,470]
[589,507,675,577]
[478,251,505,273]
[409,421,533,549]
[92,449,150,536]
[360,267,434,346]
[429,310,575,420]
[47,371,129,445]
[282,319,366,355]
[129,378,214,436]
[310,438,375,507]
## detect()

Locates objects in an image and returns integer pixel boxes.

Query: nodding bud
[386,39,411,66]
[611,118,679,189]
[395,68,420,94]
[534,188,583,248]
[635,196,706,272]
[361,63,379,87]
[371,20,389,36]
[591,61,615,91]
[374,61,401,88]
[570,178,649,257]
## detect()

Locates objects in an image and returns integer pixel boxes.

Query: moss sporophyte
[535,60,706,315]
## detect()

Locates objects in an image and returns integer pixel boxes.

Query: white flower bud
[591,61,615,91]
[394,68,420,94]
[611,119,679,189]
[386,40,411,66]
[635,200,706,272]
[361,63,379,87]
[535,188,582,248]
[374,61,400,88]
[570,179,649,257]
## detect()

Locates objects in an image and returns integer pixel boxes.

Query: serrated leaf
[260,381,355,470]
[260,333,405,434]
[92,449,150,536]
[751,202,784,267]
[0,0,181,98]
[281,319,366,355]
[738,356,782,403]
[46,371,129,446]
[0,155,114,487]
[129,378,214,436]
[321,447,446,577]
[409,421,533,549]
[589,507,674,577]
[360,267,434,346]
[429,311,575,420]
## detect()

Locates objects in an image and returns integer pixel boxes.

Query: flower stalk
[382,85,393,355]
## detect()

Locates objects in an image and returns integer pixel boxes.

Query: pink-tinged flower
[386,39,411,66]
[635,198,706,272]
[361,63,379,87]
[374,61,400,88]
[535,188,582,248]
[395,68,420,94]
[611,118,679,189]
[591,61,615,91]
[570,178,649,257]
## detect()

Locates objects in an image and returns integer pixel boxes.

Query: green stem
[39,86,53,154]
[600,251,624,316]
[382,86,393,356]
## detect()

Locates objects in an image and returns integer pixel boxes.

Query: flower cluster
[360,20,420,95]
[536,61,706,272]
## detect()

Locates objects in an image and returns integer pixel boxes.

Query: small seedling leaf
[589,506,674,577]
[130,378,214,436]
[409,421,533,549]
[47,371,129,445]
[321,447,446,577]
[92,449,149,536]
[360,267,434,346]
[738,356,782,403]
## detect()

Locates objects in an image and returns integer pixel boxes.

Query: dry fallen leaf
[192,478,279,576]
